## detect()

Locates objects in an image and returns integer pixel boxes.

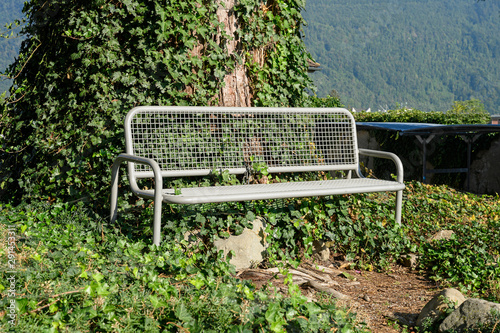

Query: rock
[439,298,500,333]
[427,230,455,242]
[312,240,331,262]
[416,288,466,331]
[214,217,268,271]
[183,229,202,248]
[400,253,419,269]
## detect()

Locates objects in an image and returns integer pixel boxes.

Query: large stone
[213,217,268,271]
[312,240,331,262]
[427,230,455,242]
[416,288,466,331]
[439,298,500,333]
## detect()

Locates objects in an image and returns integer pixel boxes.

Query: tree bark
[217,0,252,107]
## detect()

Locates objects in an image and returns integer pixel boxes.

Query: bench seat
[135,178,405,205]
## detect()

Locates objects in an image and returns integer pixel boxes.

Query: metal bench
[110,106,405,245]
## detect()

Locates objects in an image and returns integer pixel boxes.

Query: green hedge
[353,99,491,125]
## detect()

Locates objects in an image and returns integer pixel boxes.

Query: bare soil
[238,259,439,332]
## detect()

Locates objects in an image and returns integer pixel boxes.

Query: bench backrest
[125,106,360,179]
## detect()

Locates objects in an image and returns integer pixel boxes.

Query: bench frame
[110,106,404,245]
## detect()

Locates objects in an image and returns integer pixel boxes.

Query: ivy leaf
[92,272,104,282]
[175,302,194,323]
[189,277,205,289]
[149,295,167,309]
[246,211,256,222]
[66,266,81,277]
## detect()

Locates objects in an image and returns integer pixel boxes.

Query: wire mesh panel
[125,106,359,178]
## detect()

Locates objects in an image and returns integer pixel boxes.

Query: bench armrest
[111,154,163,197]
[358,148,404,183]
[358,148,404,225]
[110,154,163,239]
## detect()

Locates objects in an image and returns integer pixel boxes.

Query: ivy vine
[0,0,314,205]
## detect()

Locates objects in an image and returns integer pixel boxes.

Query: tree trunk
[217,0,252,107]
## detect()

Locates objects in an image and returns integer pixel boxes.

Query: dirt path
[239,260,438,332]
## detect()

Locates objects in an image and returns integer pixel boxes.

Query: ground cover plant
[1,181,499,332]
[0,201,368,332]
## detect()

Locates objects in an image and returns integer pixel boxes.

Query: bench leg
[109,154,164,246]
[151,176,164,246]
[152,196,162,246]
[110,159,122,224]
[395,189,403,226]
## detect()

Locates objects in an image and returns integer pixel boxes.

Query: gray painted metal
[111,106,405,246]
[134,178,405,204]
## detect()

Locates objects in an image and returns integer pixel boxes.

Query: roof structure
[356,122,500,136]
[355,122,500,190]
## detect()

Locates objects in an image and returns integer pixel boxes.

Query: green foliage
[0,0,313,205]
[446,99,491,124]
[353,101,491,125]
[0,201,368,332]
[404,182,500,301]
[237,0,313,107]
[1,179,499,330]
[303,0,500,113]
[305,94,344,108]
[421,231,500,296]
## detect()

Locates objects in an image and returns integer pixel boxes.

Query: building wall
[468,135,500,194]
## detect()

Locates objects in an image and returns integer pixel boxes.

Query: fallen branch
[264,267,322,282]
[30,289,84,314]
[294,266,333,283]
[306,280,350,300]
[302,263,343,276]
[238,268,309,285]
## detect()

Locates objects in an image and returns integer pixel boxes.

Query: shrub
[353,99,491,125]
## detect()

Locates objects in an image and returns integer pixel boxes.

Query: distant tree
[302,0,500,112]
[446,99,491,124]
[0,0,24,92]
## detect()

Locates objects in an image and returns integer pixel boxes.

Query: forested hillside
[2,0,499,113]
[0,0,24,93]
[302,0,500,113]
